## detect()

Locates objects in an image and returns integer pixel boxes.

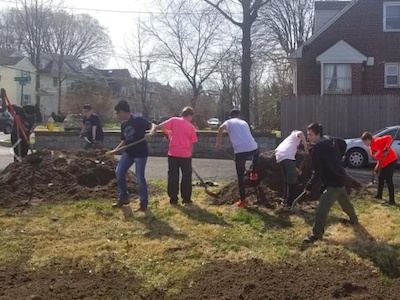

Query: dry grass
[1,181,400,294]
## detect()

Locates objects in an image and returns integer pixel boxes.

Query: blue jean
[116,152,148,205]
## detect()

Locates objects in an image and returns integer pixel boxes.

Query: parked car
[63,114,82,131]
[207,118,221,129]
[0,111,13,134]
[345,125,400,168]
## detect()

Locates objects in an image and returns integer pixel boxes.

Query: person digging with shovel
[215,108,259,208]
[108,100,155,211]
[361,131,397,206]
[10,104,36,161]
[303,123,358,244]
[150,106,198,206]
[275,130,309,208]
[81,104,104,149]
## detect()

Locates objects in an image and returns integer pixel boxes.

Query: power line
[0,0,242,16]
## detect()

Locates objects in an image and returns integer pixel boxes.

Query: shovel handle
[291,191,307,210]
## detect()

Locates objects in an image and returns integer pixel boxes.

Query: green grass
[1,182,400,295]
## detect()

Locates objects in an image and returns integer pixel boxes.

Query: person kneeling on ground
[361,131,397,206]
[108,100,155,211]
[215,109,259,208]
[303,123,358,244]
[275,130,309,208]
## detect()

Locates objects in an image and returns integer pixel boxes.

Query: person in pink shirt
[151,107,198,205]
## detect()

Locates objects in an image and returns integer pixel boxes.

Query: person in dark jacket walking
[303,123,358,244]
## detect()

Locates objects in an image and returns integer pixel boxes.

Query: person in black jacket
[10,105,35,161]
[303,123,358,244]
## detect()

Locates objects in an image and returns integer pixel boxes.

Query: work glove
[105,150,113,157]
[383,147,389,153]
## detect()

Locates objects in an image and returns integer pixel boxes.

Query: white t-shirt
[223,118,258,154]
[275,130,302,163]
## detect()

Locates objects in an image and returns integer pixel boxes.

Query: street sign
[14,76,31,85]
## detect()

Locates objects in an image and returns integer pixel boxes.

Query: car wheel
[4,124,11,134]
[346,148,368,168]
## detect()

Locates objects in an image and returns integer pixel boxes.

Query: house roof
[315,1,351,10]
[39,53,83,75]
[292,0,359,58]
[316,40,367,63]
[0,49,25,66]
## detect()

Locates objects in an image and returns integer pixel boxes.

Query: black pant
[377,160,396,203]
[11,132,29,161]
[168,156,192,204]
[235,149,259,201]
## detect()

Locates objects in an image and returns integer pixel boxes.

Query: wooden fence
[280,95,400,139]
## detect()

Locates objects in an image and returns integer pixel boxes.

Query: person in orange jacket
[361,131,398,206]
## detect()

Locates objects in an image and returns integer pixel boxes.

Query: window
[323,63,352,94]
[23,95,31,105]
[384,2,400,31]
[53,77,58,87]
[385,63,400,88]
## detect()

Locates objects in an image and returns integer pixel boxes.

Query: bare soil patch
[0,150,137,208]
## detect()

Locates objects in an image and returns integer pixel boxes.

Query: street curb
[0,141,11,147]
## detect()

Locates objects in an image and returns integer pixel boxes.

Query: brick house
[292,0,400,96]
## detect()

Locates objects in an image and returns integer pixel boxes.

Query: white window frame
[384,2,400,32]
[385,63,400,88]
[321,63,352,95]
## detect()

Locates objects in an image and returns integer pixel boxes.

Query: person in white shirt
[275,130,308,207]
[215,109,259,208]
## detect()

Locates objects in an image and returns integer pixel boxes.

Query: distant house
[0,49,36,106]
[38,53,83,117]
[292,0,400,96]
[83,66,133,99]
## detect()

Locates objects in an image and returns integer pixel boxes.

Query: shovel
[192,168,219,197]
[290,190,307,211]
[95,136,150,164]
[80,135,92,145]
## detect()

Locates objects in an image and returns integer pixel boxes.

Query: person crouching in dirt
[108,100,155,211]
[81,104,104,149]
[215,109,259,208]
[150,107,198,206]
[11,105,35,161]
[275,130,309,208]
[361,131,397,206]
[303,123,358,244]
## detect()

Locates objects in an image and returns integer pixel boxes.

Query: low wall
[34,131,277,159]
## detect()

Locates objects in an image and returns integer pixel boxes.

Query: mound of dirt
[171,255,400,300]
[0,150,137,208]
[0,262,158,300]
[214,151,362,208]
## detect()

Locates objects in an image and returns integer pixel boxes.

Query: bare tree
[258,0,314,67]
[204,0,272,122]
[123,18,154,118]
[146,0,228,108]
[14,0,56,121]
[44,10,112,113]
[0,9,23,50]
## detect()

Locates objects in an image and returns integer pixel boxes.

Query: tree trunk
[241,7,252,122]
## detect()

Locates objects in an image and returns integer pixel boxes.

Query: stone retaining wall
[34,131,277,159]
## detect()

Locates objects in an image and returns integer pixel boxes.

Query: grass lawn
[0,181,399,299]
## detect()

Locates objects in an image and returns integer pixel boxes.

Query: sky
[0,0,160,78]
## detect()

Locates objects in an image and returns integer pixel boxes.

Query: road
[0,131,399,186]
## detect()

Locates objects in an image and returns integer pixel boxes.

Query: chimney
[314,1,351,32]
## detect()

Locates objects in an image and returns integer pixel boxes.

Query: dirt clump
[171,255,400,300]
[0,150,137,208]
[0,262,156,300]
